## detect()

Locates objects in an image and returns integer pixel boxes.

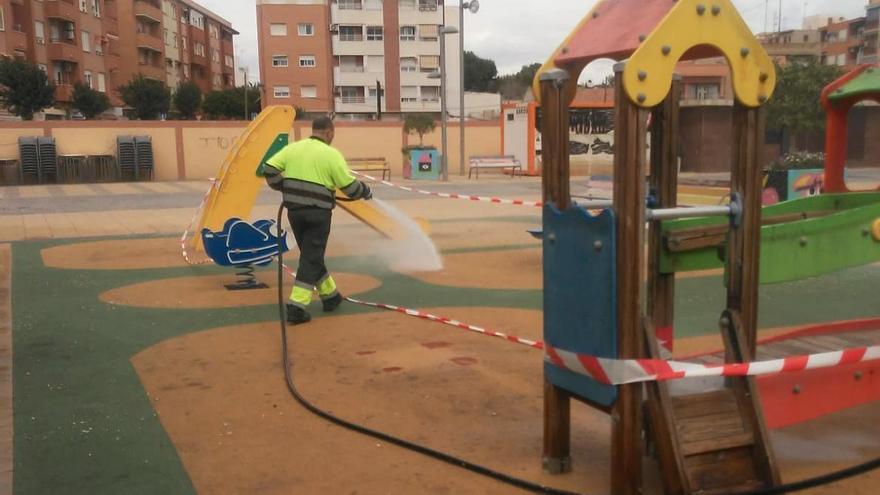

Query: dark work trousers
[288,206,333,289]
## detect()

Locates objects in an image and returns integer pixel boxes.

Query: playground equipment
[187,106,423,262]
[202,218,290,290]
[536,1,780,493]
[535,2,880,494]
[822,64,880,194]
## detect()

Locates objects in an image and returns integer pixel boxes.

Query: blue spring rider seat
[201,218,290,291]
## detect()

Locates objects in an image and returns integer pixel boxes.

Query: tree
[491,62,543,100]
[463,51,498,92]
[403,113,436,145]
[202,84,262,120]
[72,83,110,119]
[173,81,202,119]
[0,58,56,120]
[119,75,171,120]
[202,89,238,119]
[766,59,843,152]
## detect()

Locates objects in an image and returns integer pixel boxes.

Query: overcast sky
[199,0,870,84]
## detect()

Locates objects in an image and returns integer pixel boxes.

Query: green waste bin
[410,149,440,180]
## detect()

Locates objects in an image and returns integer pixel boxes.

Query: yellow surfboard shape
[192,105,423,254]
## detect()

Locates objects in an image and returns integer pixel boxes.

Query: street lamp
[428,25,459,182]
[239,66,249,120]
[459,0,480,176]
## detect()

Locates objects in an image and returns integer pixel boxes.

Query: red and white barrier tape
[545,344,880,385]
[180,178,218,266]
[351,171,544,208]
[345,297,545,350]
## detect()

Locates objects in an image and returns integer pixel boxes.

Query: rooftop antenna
[778,0,783,32]
[764,0,770,33]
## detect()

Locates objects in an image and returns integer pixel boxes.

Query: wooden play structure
[535,1,879,494]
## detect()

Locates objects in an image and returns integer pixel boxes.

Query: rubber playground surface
[2,179,880,494]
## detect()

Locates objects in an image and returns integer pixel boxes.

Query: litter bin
[410,148,440,180]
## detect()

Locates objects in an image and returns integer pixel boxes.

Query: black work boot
[286,304,312,325]
[322,293,344,312]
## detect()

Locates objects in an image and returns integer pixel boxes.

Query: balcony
[400,99,440,112]
[334,66,384,86]
[134,0,162,23]
[47,42,80,62]
[399,1,442,25]
[136,32,163,53]
[55,84,75,102]
[45,0,78,22]
[137,61,165,80]
[9,28,28,53]
[335,96,382,113]
[865,19,879,33]
[331,2,383,25]
[332,35,385,56]
[399,40,440,57]
[191,53,208,66]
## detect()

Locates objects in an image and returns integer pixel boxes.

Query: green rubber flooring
[9,236,880,494]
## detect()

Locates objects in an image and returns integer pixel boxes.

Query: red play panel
[554,0,720,67]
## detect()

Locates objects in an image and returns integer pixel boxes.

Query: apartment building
[256,0,461,118]
[758,29,823,65]
[0,0,236,118]
[864,0,880,64]
[820,17,866,70]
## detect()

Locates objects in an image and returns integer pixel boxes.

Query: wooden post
[540,68,573,474]
[647,76,681,347]
[611,64,645,495]
[645,77,687,494]
[727,103,766,358]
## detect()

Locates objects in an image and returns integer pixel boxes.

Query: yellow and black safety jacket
[263,136,370,209]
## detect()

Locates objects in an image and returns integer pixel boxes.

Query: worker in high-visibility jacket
[262,117,372,324]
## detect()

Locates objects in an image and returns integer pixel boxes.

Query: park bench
[348,157,391,181]
[468,155,522,179]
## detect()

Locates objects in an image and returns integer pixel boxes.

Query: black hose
[275,204,586,495]
[273,203,880,495]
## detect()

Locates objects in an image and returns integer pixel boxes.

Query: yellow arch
[623,0,776,108]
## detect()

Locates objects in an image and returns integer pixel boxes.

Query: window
[194,43,205,56]
[189,10,204,29]
[298,23,314,36]
[183,64,190,78]
[95,37,103,55]
[83,70,93,89]
[400,26,416,41]
[35,21,45,44]
[367,55,384,72]
[81,31,90,52]
[270,23,287,36]
[301,86,317,98]
[419,0,439,12]
[837,53,846,65]
[225,55,234,67]
[212,48,220,63]
[400,57,417,72]
[338,0,362,9]
[181,35,188,51]
[365,0,382,10]
[213,74,222,87]
[164,28,170,46]
[421,86,440,102]
[274,85,291,98]
[37,64,48,73]
[209,24,219,39]
[691,83,720,100]
[338,26,362,41]
[401,85,418,103]
[97,72,106,91]
[400,0,416,9]
[299,55,316,68]
[0,8,5,31]
[79,0,88,14]
[174,33,178,48]
[419,55,439,71]
[272,55,288,68]
[419,24,439,40]
[366,26,383,41]
[92,0,101,17]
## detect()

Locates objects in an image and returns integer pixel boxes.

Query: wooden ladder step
[672,389,767,492]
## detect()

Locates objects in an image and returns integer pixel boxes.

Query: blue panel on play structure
[201,218,290,267]
[543,204,617,406]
